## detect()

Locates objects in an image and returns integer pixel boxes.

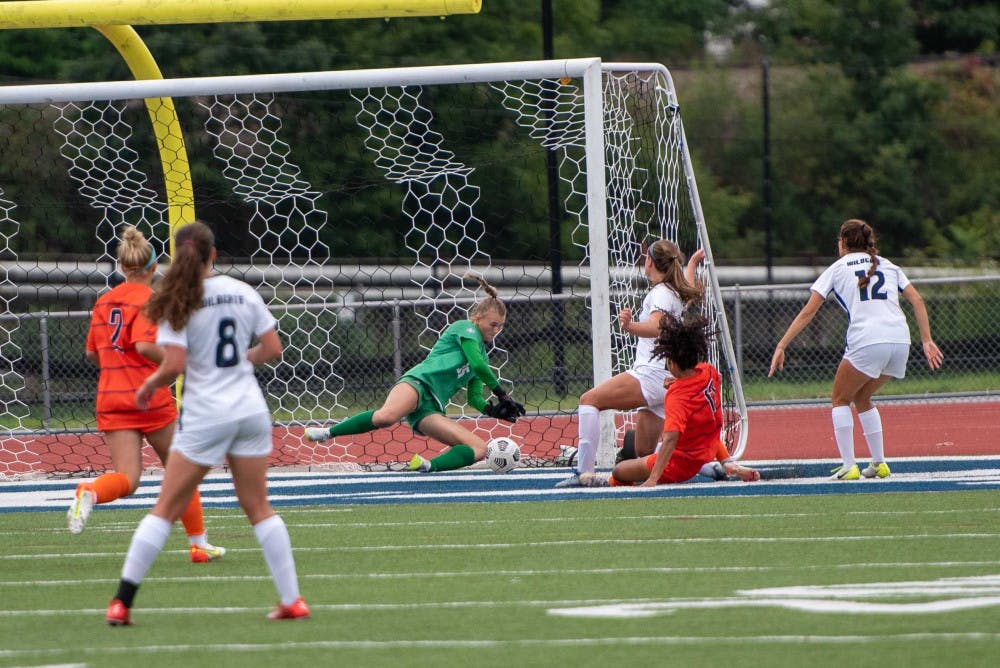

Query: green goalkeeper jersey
[401,319,500,413]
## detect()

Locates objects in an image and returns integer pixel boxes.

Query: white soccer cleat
[554,472,582,488]
[67,488,95,535]
[578,472,610,487]
[304,427,331,442]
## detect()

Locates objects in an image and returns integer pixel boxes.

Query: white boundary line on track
[4,456,1000,511]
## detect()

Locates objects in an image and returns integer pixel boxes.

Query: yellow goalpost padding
[0,0,482,30]
[94,25,196,242]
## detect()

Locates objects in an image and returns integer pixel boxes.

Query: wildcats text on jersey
[201,294,247,307]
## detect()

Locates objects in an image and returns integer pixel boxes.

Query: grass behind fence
[742,369,1000,402]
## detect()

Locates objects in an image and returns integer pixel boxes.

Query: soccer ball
[486,437,521,474]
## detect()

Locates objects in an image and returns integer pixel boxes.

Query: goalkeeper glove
[484,387,526,423]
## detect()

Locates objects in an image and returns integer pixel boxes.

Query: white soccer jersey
[157,275,277,426]
[810,252,912,352]
[632,282,684,371]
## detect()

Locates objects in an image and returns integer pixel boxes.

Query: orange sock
[80,472,132,505]
[180,488,205,538]
[609,475,634,487]
[716,440,732,462]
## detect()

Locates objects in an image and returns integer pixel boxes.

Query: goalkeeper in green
[304,275,525,472]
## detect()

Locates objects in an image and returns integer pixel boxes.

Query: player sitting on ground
[584,312,733,488]
[615,429,759,482]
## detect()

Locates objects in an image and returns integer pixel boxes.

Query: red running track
[2,400,996,476]
[745,401,999,460]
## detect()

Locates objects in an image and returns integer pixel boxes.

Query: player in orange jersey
[68,226,225,563]
[602,312,741,487]
[616,431,759,482]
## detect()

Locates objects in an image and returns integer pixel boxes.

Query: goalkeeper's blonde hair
[465,273,506,319]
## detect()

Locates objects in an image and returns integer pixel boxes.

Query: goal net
[0,58,746,478]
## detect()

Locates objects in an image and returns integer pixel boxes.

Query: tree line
[0,0,997,266]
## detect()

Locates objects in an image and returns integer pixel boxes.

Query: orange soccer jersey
[647,362,723,483]
[86,282,176,432]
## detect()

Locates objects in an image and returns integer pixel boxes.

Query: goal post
[0,57,747,478]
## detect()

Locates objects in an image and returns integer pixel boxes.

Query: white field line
[2,532,1000,561]
[4,561,1000,588]
[2,633,1000,660]
[5,459,1000,510]
[6,506,1000,538]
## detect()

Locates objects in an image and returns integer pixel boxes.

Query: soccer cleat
[190,543,227,563]
[408,454,431,472]
[554,472,582,488]
[304,427,331,442]
[67,487,95,535]
[267,596,310,620]
[579,472,610,487]
[106,599,132,626]
[862,462,891,479]
[556,444,578,466]
[830,464,861,481]
[724,462,761,482]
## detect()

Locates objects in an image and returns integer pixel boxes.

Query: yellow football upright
[0,0,483,29]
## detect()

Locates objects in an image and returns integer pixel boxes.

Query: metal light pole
[542,0,567,395]
[761,50,774,283]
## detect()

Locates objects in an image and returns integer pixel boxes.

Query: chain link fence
[4,272,997,438]
[724,275,1000,404]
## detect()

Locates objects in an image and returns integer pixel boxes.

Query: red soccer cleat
[190,544,226,563]
[267,597,310,620]
[106,598,132,626]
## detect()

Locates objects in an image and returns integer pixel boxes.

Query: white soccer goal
[0,57,746,478]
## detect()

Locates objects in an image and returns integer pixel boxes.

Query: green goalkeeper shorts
[398,376,446,434]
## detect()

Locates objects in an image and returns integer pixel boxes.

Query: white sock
[858,407,885,464]
[831,406,856,468]
[254,514,300,606]
[188,532,208,548]
[699,461,725,480]
[121,514,172,585]
[575,405,600,474]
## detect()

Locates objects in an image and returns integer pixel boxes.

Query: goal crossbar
[0,58,605,105]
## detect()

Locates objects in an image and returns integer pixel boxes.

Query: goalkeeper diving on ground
[304,274,525,472]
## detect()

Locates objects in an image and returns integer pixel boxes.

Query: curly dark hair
[651,311,713,371]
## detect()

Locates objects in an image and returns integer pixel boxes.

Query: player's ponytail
[466,272,507,319]
[647,239,703,305]
[146,221,215,330]
[840,219,880,289]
